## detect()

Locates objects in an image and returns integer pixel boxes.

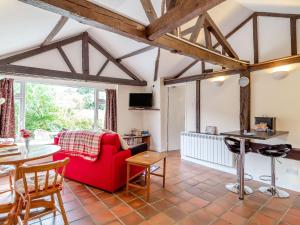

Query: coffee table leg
[146,166,150,202]
[126,163,130,195]
[163,157,166,188]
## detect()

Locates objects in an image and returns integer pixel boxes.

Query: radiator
[181,132,235,167]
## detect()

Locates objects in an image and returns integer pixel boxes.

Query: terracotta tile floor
[1,151,300,225]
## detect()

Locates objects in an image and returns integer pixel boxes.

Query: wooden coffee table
[126,151,167,201]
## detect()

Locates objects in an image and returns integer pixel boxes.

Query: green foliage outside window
[23,83,104,133]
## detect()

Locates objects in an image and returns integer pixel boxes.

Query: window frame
[14,80,106,139]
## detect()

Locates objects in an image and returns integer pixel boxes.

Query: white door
[167,86,186,151]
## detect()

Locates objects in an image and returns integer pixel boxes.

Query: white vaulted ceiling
[0,0,299,83]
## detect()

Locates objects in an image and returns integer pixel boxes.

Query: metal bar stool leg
[259,157,289,198]
[225,154,253,195]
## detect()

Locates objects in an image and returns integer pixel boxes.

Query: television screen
[129,93,153,108]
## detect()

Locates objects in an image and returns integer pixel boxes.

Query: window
[14,81,106,142]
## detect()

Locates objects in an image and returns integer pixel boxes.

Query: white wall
[251,65,300,148]
[200,76,240,133]
[185,82,196,132]
[117,85,144,135]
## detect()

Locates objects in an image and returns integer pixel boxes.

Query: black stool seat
[224,137,251,154]
[257,144,291,158]
[257,144,292,198]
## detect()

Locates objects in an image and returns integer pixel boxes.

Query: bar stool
[224,137,253,195]
[257,144,292,198]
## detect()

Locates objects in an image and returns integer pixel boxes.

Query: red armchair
[53,133,143,192]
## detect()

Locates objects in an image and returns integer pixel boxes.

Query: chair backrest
[19,158,70,195]
[224,137,240,153]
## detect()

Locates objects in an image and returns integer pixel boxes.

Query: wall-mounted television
[129,93,153,108]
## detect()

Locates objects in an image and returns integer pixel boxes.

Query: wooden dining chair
[0,165,15,194]
[15,158,70,225]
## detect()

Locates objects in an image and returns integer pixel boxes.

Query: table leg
[126,163,130,195]
[239,138,245,200]
[146,166,150,202]
[163,157,166,188]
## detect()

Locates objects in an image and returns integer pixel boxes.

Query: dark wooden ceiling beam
[146,0,225,40]
[88,36,142,81]
[18,0,247,70]
[164,68,238,85]
[140,0,158,22]
[82,32,89,76]
[41,16,68,46]
[117,46,156,61]
[154,48,161,81]
[290,17,297,56]
[0,64,147,86]
[189,15,206,43]
[0,34,82,65]
[253,14,259,63]
[249,55,300,72]
[57,46,76,73]
[96,59,109,76]
[204,25,213,50]
[169,59,199,79]
[256,12,300,19]
[205,13,239,59]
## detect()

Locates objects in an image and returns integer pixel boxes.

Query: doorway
[167,85,186,151]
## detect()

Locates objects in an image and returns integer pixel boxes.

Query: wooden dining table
[0,144,61,224]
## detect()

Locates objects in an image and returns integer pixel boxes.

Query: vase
[25,139,30,149]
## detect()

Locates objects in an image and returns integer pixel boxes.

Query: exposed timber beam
[291,17,297,56]
[256,12,300,19]
[82,32,89,76]
[0,64,147,86]
[96,59,109,76]
[154,48,161,81]
[181,26,195,36]
[164,69,238,85]
[196,80,201,133]
[117,46,156,61]
[170,59,199,79]
[41,16,68,46]
[189,15,206,43]
[88,36,142,81]
[240,70,250,130]
[0,34,83,65]
[57,46,76,73]
[146,0,225,40]
[249,55,300,72]
[204,26,213,50]
[253,14,259,63]
[18,0,247,70]
[140,0,158,22]
[205,13,239,59]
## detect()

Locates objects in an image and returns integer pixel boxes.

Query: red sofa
[53,132,143,192]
